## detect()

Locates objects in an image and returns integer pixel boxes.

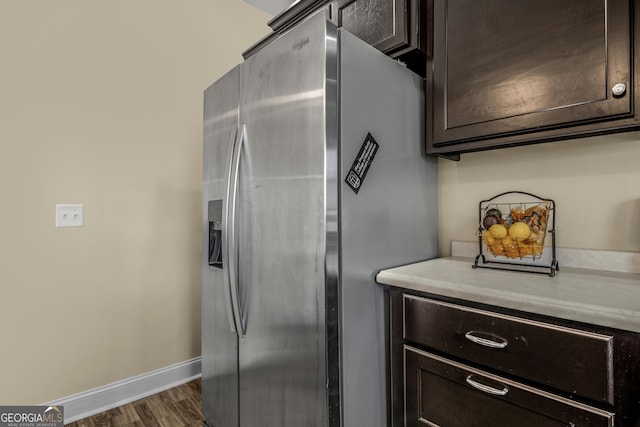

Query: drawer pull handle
[465,375,509,396]
[464,331,508,349]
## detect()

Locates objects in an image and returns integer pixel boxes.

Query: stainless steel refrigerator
[202,11,438,427]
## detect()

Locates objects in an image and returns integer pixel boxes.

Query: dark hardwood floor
[66,379,204,427]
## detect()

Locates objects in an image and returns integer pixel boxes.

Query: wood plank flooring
[66,379,204,427]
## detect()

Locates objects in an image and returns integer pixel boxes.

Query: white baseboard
[44,357,201,424]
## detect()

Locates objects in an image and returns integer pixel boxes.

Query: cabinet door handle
[464,331,508,349]
[612,83,627,97]
[465,375,509,396]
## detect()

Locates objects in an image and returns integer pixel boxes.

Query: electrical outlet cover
[56,204,84,227]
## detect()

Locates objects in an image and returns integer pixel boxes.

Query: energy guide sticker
[345,133,379,194]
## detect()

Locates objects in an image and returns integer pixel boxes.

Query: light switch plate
[56,204,84,227]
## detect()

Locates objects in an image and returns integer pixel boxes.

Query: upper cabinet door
[331,0,408,54]
[427,0,636,155]
[331,0,427,58]
[263,0,427,74]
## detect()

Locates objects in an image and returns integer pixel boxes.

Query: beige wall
[439,132,640,256]
[2,0,639,408]
[0,0,270,404]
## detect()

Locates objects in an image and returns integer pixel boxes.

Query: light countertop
[376,257,640,333]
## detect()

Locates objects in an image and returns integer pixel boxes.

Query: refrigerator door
[338,29,438,427]
[235,12,337,427]
[202,66,240,427]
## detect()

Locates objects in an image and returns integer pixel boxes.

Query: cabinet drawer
[405,346,615,427]
[403,295,614,404]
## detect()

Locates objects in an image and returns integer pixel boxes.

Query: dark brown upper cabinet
[263,0,428,74]
[426,0,640,159]
[329,0,427,59]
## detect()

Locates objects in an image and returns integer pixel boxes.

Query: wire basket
[473,191,558,276]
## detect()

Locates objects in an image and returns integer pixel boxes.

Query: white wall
[439,132,640,256]
[0,0,270,404]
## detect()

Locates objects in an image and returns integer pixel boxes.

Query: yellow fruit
[488,224,508,238]
[508,222,531,239]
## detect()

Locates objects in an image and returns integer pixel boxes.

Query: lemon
[508,222,531,239]
[488,224,508,238]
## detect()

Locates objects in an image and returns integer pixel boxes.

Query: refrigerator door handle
[222,126,240,334]
[227,124,247,337]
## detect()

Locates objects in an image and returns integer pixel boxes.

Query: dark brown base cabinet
[426,0,640,158]
[405,348,614,427]
[388,289,640,427]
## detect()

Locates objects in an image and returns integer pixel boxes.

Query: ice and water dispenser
[208,199,223,269]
